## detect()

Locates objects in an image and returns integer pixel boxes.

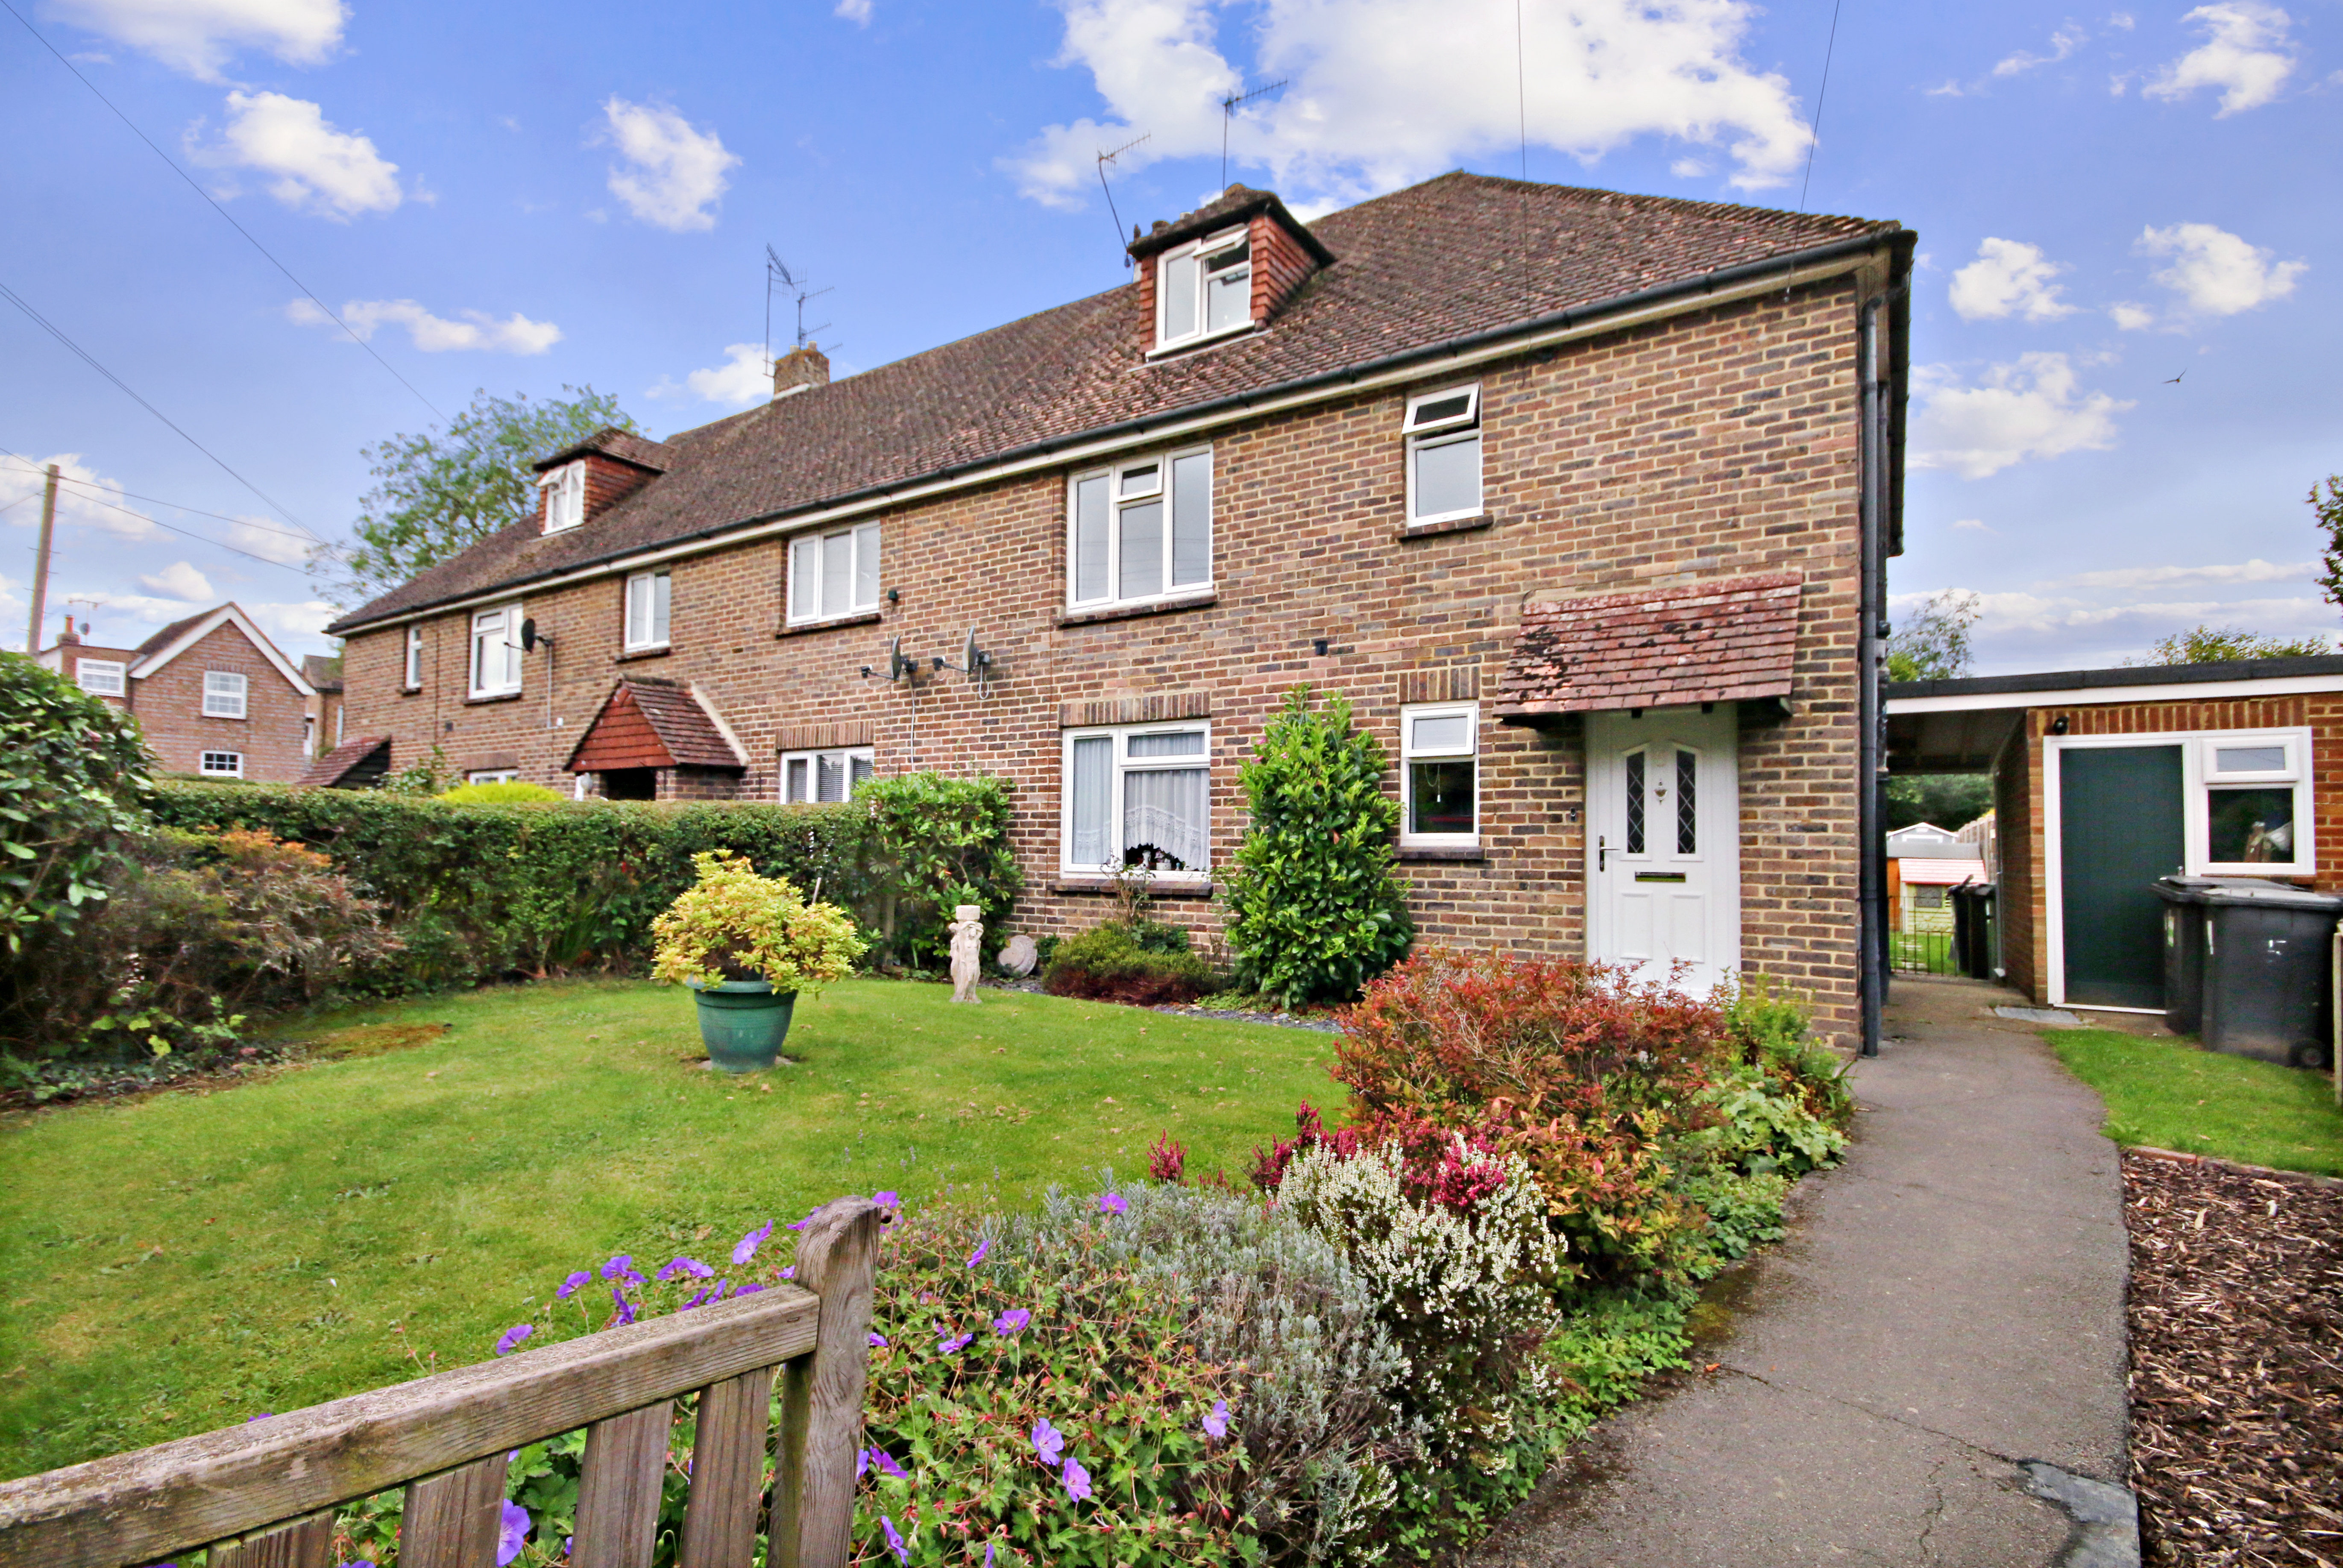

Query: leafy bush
[649,851,865,990]
[0,651,150,955]
[1041,921,1216,1005]
[1220,688,1413,1009]
[436,779,564,804]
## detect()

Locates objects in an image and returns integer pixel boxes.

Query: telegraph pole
[26,464,58,656]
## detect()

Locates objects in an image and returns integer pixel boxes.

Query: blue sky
[1,0,2334,673]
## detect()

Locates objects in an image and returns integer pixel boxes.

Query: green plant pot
[687,980,798,1073]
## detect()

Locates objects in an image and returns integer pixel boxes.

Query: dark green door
[2061,746,2185,1008]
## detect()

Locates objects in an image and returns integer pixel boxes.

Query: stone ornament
[997,932,1038,977]
[948,904,985,1003]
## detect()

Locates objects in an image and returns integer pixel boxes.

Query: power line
[0,457,318,543]
[0,447,330,572]
[0,0,446,424]
[0,278,321,541]
[1799,0,1846,213]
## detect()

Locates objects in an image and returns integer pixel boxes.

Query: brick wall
[134,622,310,781]
[1250,211,1318,324]
[343,276,1876,1043]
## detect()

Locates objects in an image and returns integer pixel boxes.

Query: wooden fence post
[771,1196,881,1568]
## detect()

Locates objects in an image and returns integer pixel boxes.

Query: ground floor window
[782,747,874,803]
[1062,723,1210,878]
[467,770,519,786]
[200,751,243,777]
[1399,702,1478,845]
[600,768,657,801]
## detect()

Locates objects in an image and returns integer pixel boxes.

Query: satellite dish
[520,617,540,651]
[887,636,913,682]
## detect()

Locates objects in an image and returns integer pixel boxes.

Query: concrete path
[1472,975,2137,1568]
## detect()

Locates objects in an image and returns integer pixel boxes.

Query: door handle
[1597,834,1609,873]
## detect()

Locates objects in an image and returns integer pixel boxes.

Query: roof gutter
[331,228,1908,636]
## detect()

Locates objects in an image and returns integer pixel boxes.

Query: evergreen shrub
[1040,920,1215,1005]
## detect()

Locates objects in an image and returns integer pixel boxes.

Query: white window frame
[780,746,876,803]
[1399,702,1479,847]
[1065,447,1213,612]
[1154,226,1254,351]
[202,670,249,719]
[542,462,585,533]
[1058,721,1213,883]
[75,658,125,696]
[1404,384,1484,526]
[199,751,243,777]
[403,626,423,690]
[466,769,519,786]
[624,569,672,651]
[469,603,524,698]
[786,522,881,625]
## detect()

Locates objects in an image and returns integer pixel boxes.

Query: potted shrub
[651,852,866,1072]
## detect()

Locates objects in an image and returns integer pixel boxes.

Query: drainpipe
[1856,289,1900,1057]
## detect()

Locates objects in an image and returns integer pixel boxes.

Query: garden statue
[948,904,984,1003]
[997,932,1038,977]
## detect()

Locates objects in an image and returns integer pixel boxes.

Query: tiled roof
[298,734,390,788]
[1897,858,1986,886]
[133,610,209,662]
[535,427,676,475]
[1493,573,1805,718]
[301,654,344,691]
[332,172,1900,634]
[567,679,745,773]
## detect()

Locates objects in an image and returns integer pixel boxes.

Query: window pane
[1409,759,1475,835]
[626,577,648,644]
[850,752,874,791]
[1119,463,1160,497]
[1118,498,1163,601]
[1162,252,1199,340]
[1676,749,1698,856]
[2208,786,2296,863]
[853,524,880,610]
[1069,736,1113,868]
[1074,475,1111,602]
[1124,766,1208,871]
[651,572,671,644]
[1170,452,1211,586]
[1626,750,1646,854]
[1128,730,1204,757]
[1409,712,1471,753]
[790,536,819,621]
[2213,745,2286,774]
[1205,265,1250,333]
[1409,392,1473,429]
[817,751,846,803]
[785,758,809,802]
[821,531,851,618]
[1412,431,1482,519]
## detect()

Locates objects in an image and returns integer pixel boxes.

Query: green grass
[2048,1027,2343,1177]
[0,977,1334,1479]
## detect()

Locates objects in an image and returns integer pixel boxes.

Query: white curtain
[1069,737,1112,868]
[1123,766,1208,871]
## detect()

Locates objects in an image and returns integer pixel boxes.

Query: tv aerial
[1220,79,1288,189]
[764,247,834,373]
[1095,133,1151,258]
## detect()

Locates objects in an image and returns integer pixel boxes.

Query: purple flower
[880,1515,909,1564]
[1062,1457,1091,1503]
[873,1190,900,1210]
[1098,1192,1128,1216]
[869,1331,889,1348]
[734,1283,765,1296]
[867,1447,909,1480]
[496,1499,529,1566]
[731,1222,772,1266]
[1202,1399,1229,1439]
[556,1270,591,1301]
[992,1307,1030,1337]
[985,1544,996,1568]
[681,1287,713,1311]
[965,1238,990,1267]
[600,1254,633,1281]
[1030,1417,1063,1466]
[493,1323,534,1356]
[780,1265,796,1279]
[611,1287,637,1327]
[937,1331,973,1354]
[657,1256,715,1282]
[789,1208,818,1230]
[244,1413,272,1422]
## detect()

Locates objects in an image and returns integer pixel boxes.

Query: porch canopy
[568,677,746,774]
[1492,572,1803,723]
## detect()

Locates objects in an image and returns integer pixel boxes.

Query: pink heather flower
[991,1307,1029,1337]
[880,1516,909,1564]
[1062,1457,1091,1503]
[1202,1399,1229,1439]
[1098,1192,1127,1216]
[731,1222,772,1266]
[1030,1418,1063,1466]
[965,1238,990,1267]
[496,1500,529,1566]
[555,1270,592,1301]
[493,1323,533,1356]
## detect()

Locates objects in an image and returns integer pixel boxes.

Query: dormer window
[543,463,585,533]
[1404,384,1483,525]
[1157,229,1252,350]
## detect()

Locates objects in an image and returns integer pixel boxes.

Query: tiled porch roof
[1493,573,1804,719]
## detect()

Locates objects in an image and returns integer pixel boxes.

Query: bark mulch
[2123,1148,2343,1568]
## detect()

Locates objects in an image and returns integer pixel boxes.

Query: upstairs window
[76,658,125,696]
[1405,384,1483,525]
[625,569,672,650]
[543,463,585,533]
[402,626,422,690]
[787,522,881,624]
[1069,449,1211,611]
[1156,229,1252,349]
[1400,703,1479,846]
[1062,723,1211,880]
[782,747,875,803]
[202,670,249,719]
[470,604,523,697]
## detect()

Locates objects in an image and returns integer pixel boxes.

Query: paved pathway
[1472,975,2138,1568]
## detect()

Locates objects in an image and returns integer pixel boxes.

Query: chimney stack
[59,613,79,646]
[772,344,830,399]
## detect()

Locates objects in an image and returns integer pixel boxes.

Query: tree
[2126,625,2335,665]
[1884,591,1979,683]
[316,387,636,610]
[1885,774,1992,832]
[2311,473,2343,614]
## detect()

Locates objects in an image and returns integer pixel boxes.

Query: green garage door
[2060,745,2185,1008]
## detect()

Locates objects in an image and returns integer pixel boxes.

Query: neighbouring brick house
[329,174,1916,1047]
[38,604,317,782]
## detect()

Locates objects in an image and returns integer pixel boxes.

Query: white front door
[1586,705,1742,994]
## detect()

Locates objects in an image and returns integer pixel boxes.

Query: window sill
[1057,592,1217,629]
[615,645,672,663]
[399,686,422,697]
[201,714,250,723]
[1395,512,1493,541]
[1051,877,1216,899]
[465,691,525,706]
[777,610,883,639]
[1145,322,1260,361]
[1399,846,1486,862]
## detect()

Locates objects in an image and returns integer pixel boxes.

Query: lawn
[0,976,1334,1480]
[2049,1028,2343,1177]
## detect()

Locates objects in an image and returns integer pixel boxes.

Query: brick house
[38,604,317,782]
[328,174,1916,1047]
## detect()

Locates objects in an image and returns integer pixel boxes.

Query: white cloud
[226,515,316,566]
[0,452,157,541]
[2060,557,2314,590]
[2144,1,2296,115]
[287,297,562,354]
[1909,352,2134,480]
[599,97,739,232]
[1947,237,2077,322]
[1952,518,1995,532]
[835,0,874,22]
[2136,221,2305,317]
[138,560,215,600]
[2109,300,2157,330]
[241,599,338,645]
[1006,0,1812,211]
[187,91,402,220]
[1994,23,2088,76]
[48,0,345,82]
[647,343,772,407]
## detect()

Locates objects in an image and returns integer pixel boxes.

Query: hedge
[150,774,1020,993]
